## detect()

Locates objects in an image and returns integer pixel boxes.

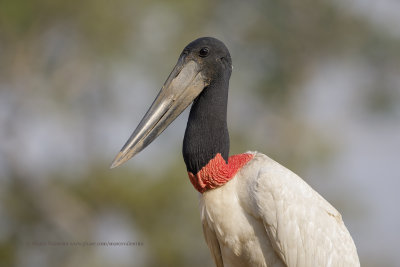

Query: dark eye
[199,47,209,57]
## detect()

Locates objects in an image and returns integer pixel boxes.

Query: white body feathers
[200,152,359,267]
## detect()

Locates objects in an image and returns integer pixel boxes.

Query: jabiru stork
[111,37,360,267]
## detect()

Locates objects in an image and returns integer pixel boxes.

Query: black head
[181,37,232,82]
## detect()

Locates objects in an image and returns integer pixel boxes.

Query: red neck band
[187,153,254,193]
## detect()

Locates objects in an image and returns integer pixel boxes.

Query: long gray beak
[110,58,208,168]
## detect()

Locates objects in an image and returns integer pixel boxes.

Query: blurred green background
[1,0,399,266]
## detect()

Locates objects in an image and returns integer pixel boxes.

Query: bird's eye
[199,47,209,57]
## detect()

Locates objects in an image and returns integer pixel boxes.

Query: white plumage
[201,151,359,267]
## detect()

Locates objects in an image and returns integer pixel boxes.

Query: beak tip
[110,151,125,169]
[110,158,122,169]
[109,161,119,169]
[110,149,136,169]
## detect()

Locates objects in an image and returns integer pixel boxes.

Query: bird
[111,37,360,267]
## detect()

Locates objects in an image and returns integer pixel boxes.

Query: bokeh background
[1,0,399,266]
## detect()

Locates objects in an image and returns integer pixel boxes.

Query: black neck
[182,76,230,174]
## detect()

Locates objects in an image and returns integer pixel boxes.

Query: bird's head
[111,37,232,168]
[183,37,232,80]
